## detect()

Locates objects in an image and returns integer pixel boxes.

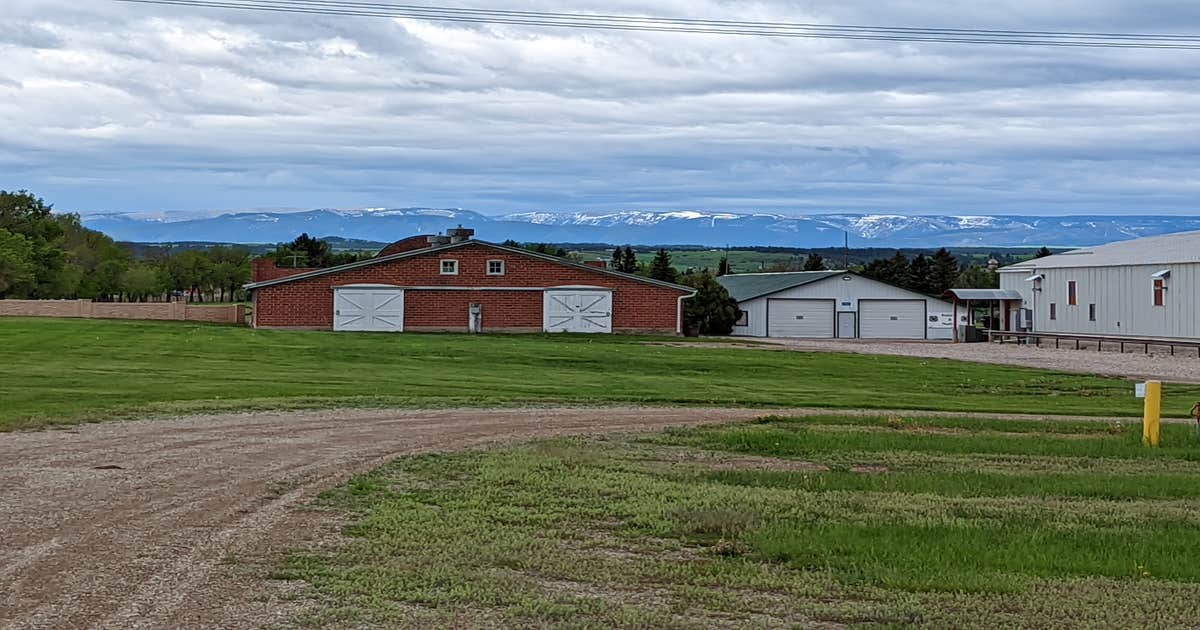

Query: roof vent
[447,225,475,243]
[426,235,451,246]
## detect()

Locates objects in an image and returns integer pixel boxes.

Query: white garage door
[544,289,612,333]
[333,287,404,332]
[767,299,835,338]
[859,299,926,339]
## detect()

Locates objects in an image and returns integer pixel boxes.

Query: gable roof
[716,271,842,302]
[243,239,695,293]
[1001,229,1200,271]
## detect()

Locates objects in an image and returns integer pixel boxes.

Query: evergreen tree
[648,248,677,283]
[1034,246,1053,258]
[610,247,622,270]
[802,253,826,271]
[908,253,933,294]
[929,248,960,295]
[620,246,638,273]
[680,271,740,335]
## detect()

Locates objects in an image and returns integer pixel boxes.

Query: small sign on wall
[1135,382,1146,398]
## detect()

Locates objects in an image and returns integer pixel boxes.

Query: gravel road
[0,406,1142,629]
[754,338,1200,384]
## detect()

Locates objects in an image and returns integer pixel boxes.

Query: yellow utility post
[1143,380,1162,447]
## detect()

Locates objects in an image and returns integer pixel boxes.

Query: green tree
[0,190,66,297]
[956,265,1000,289]
[908,253,933,294]
[620,246,638,274]
[1034,246,1053,259]
[680,271,740,335]
[0,228,35,297]
[802,253,826,271]
[120,264,166,301]
[648,249,677,283]
[862,252,912,289]
[929,248,960,295]
[610,247,622,270]
[717,255,731,276]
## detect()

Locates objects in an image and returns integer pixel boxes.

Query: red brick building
[245,230,694,334]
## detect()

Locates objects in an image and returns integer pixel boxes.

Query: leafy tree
[802,253,826,271]
[648,248,677,283]
[94,259,127,301]
[0,190,66,297]
[717,255,731,276]
[620,246,638,274]
[1034,246,1053,258]
[0,228,34,297]
[956,265,1000,289]
[680,271,740,335]
[610,247,622,270]
[120,264,166,301]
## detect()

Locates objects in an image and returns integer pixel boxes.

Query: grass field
[277,414,1200,627]
[3,317,1199,430]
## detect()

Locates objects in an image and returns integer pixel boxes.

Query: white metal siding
[730,274,954,339]
[1000,262,1198,339]
[767,299,835,338]
[859,299,926,339]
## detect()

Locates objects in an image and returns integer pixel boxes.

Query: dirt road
[0,406,1137,629]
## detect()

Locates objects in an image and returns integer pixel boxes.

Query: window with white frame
[440,259,459,275]
[487,259,505,276]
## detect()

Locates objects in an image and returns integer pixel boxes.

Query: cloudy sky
[4,0,1200,216]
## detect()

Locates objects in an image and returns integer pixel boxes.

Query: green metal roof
[716,271,842,302]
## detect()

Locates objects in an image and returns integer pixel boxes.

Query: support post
[1143,380,1162,447]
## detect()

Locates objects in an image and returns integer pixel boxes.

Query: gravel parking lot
[759,338,1200,384]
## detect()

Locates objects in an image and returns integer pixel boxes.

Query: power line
[110,0,1200,49]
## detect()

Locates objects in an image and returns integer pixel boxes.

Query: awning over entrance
[941,289,1025,341]
[942,289,1023,301]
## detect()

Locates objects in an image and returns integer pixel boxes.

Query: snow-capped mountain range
[79,207,1200,248]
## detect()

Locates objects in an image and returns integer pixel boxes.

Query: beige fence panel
[0,300,245,325]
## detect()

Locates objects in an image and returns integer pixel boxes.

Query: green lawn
[2,317,1196,430]
[277,415,1200,627]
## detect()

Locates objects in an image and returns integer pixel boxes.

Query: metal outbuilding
[998,230,1200,340]
[718,271,958,340]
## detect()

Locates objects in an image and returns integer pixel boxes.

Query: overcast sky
[4,0,1200,216]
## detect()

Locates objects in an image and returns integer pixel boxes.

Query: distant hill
[81,207,1200,248]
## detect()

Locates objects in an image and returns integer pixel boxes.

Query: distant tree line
[0,190,257,302]
[0,191,379,303]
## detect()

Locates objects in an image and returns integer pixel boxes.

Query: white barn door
[544,289,613,333]
[334,287,405,332]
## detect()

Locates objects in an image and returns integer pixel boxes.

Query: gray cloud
[3,0,1200,216]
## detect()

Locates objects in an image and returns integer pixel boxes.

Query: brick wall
[0,300,246,324]
[252,258,320,283]
[377,235,435,257]
[253,242,688,332]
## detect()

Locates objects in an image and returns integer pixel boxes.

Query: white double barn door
[333,287,405,332]
[543,289,612,333]
[331,286,614,334]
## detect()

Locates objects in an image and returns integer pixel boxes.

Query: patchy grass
[277,414,1200,627]
[3,317,1199,430]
